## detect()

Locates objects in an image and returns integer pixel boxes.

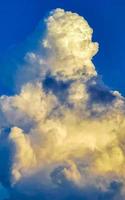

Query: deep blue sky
[0,0,125,95]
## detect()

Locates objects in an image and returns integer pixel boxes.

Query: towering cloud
[0,8,125,200]
[43,8,98,80]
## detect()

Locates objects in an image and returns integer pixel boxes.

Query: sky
[0,0,125,96]
[0,1,125,200]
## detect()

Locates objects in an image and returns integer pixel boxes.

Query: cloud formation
[0,8,125,200]
[43,9,98,80]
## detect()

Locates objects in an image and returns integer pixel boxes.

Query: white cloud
[0,8,125,200]
[43,9,98,80]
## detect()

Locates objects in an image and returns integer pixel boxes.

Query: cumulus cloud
[43,8,98,80]
[0,8,125,200]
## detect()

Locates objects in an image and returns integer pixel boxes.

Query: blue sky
[0,0,125,96]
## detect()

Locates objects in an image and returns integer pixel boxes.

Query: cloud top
[42,8,98,80]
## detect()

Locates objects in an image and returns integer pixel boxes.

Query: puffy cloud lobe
[9,127,36,184]
[0,8,125,200]
[43,8,98,80]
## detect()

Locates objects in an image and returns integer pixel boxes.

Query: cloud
[0,8,125,200]
[43,8,98,80]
